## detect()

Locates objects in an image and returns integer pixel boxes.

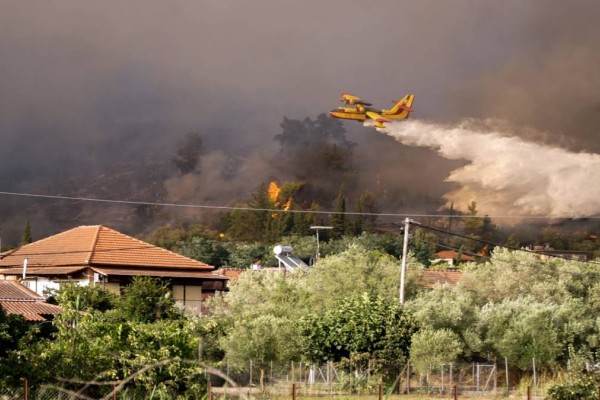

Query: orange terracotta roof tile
[413,269,463,289]
[434,250,475,261]
[216,268,244,279]
[0,226,98,268]
[0,281,62,321]
[92,267,229,280]
[1,301,62,321]
[90,226,212,269]
[0,281,43,300]
[1,266,86,276]
[0,225,213,272]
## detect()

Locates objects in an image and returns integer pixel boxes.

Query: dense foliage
[300,293,416,381]
[2,278,206,398]
[6,220,600,395]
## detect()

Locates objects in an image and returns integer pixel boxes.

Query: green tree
[22,220,32,245]
[178,236,230,267]
[48,283,118,312]
[225,182,272,241]
[20,284,206,397]
[463,201,483,235]
[221,314,300,387]
[306,244,406,311]
[409,228,437,266]
[0,305,31,387]
[300,294,417,381]
[224,241,269,268]
[330,185,347,238]
[409,328,462,374]
[357,191,378,233]
[292,202,318,236]
[406,284,481,356]
[478,297,563,369]
[120,277,182,323]
[209,270,310,385]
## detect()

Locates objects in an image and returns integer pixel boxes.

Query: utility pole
[399,218,410,306]
[310,226,332,263]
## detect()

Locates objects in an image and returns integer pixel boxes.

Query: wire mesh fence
[207,360,550,399]
[0,360,557,399]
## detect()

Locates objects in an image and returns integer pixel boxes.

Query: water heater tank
[273,245,293,255]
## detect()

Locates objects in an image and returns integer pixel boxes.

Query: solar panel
[275,255,308,271]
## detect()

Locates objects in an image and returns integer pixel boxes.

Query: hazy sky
[3,1,588,143]
[1,1,600,238]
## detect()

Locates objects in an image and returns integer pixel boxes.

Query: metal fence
[0,360,557,399]
[207,360,550,399]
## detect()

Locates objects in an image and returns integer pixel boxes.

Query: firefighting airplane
[329,93,415,128]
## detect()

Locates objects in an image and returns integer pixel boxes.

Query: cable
[1,190,599,220]
[412,221,600,266]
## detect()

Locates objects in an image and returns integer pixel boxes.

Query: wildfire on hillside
[268,181,293,216]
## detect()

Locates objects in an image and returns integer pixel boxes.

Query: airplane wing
[366,111,390,126]
[341,93,372,106]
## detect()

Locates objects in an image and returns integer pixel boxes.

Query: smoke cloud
[380,120,600,218]
[2,1,600,242]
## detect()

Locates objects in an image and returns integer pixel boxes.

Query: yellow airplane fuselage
[329,94,415,128]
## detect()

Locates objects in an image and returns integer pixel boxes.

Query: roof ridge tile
[87,225,102,264]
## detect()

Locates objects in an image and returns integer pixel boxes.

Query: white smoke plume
[379,120,600,218]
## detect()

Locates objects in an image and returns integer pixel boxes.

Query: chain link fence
[0,360,554,399]
[208,360,550,399]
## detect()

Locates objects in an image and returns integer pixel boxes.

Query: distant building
[0,225,229,314]
[430,250,475,267]
[412,269,463,289]
[530,245,594,262]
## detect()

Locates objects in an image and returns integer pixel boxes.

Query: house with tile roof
[412,268,463,289]
[430,250,475,267]
[0,281,62,321]
[0,225,229,314]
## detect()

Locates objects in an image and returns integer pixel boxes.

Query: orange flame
[268,181,281,205]
[283,198,292,211]
[268,181,293,216]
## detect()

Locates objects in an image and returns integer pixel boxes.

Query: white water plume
[379,120,600,218]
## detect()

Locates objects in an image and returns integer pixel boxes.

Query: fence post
[406,362,410,394]
[494,358,497,392]
[207,381,212,400]
[23,378,28,400]
[505,357,509,394]
[527,385,531,400]
[112,383,116,400]
[251,359,254,386]
[453,384,458,400]
[441,364,444,394]
[291,383,296,400]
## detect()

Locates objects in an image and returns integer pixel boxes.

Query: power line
[0,190,598,220]
[413,221,600,266]
[421,237,600,283]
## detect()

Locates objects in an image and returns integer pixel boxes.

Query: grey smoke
[1,1,600,242]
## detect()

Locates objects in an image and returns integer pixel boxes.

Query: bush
[547,376,598,400]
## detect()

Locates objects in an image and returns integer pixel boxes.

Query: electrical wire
[1,190,599,220]
[412,221,600,265]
